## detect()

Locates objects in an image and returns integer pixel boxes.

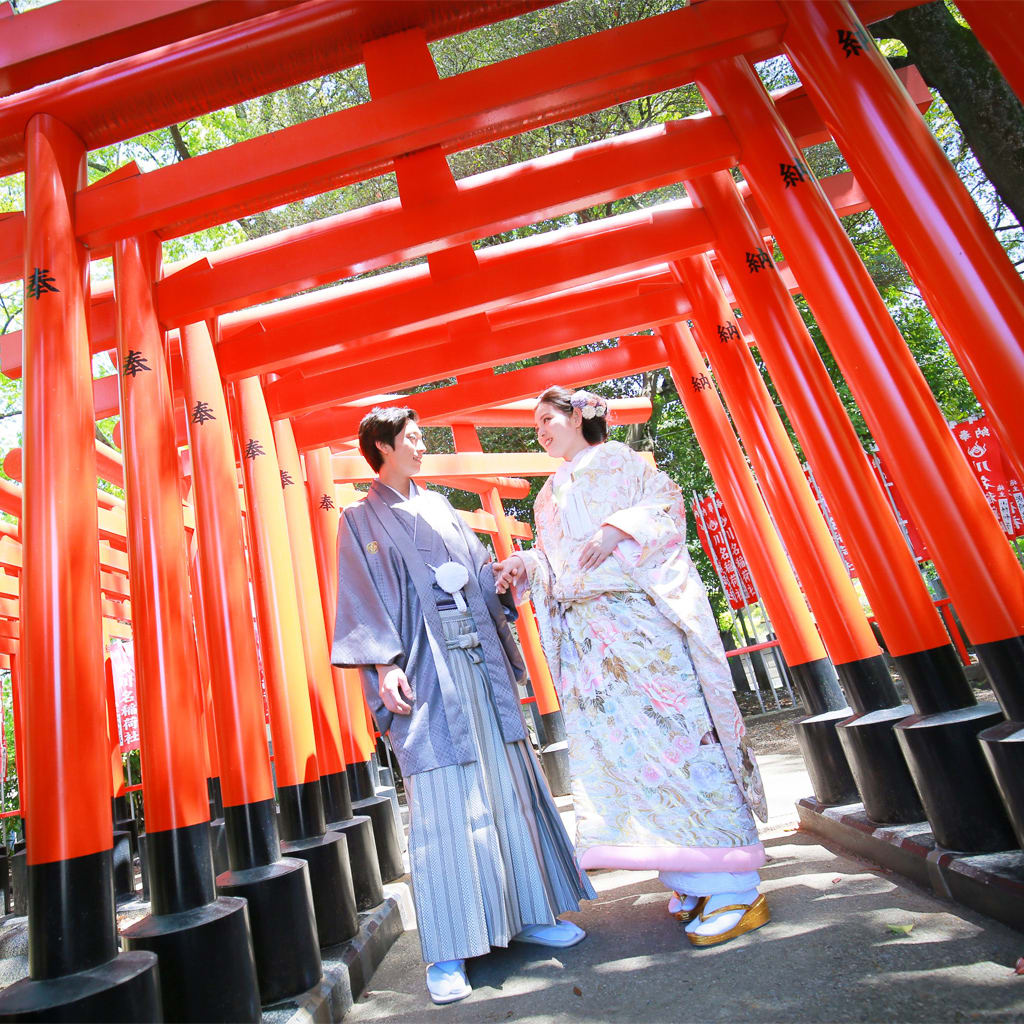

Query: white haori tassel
[431,561,470,612]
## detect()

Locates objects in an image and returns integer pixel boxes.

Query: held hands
[376,663,413,715]
[578,524,628,570]
[493,554,525,595]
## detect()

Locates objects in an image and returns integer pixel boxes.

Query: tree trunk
[871,1,1024,229]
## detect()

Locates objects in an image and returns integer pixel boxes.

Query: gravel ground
[742,708,805,757]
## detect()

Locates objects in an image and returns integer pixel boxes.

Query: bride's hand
[578,525,628,570]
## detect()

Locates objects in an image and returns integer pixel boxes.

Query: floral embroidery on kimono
[520,441,767,868]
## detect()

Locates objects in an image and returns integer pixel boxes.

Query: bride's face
[535,401,582,459]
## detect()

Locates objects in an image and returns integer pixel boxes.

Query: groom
[331,406,594,1005]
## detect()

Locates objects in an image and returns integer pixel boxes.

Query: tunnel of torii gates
[0,0,1021,1017]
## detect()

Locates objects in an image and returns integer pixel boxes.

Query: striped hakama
[407,608,596,964]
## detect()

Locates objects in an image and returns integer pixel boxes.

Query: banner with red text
[692,492,758,610]
[108,640,140,750]
[951,416,1024,539]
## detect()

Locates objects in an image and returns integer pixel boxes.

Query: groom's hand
[493,555,524,594]
[377,663,414,715]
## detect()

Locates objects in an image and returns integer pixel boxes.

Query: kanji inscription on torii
[191,400,216,425]
[27,267,59,299]
[318,494,335,510]
[280,470,295,487]
[745,248,773,274]
[244,438,266,460]
[122,350,152,377]
[837,24,874,58]
[717,322,740,343]
[837,28,862,57]
[692,373,712,392]
[779,160,809,188]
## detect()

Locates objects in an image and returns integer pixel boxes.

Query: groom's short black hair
[358,406,418,473]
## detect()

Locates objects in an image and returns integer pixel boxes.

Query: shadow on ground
[348,830,1024,1024]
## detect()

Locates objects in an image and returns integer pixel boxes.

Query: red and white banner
[692,492,758,610]
[951,416,1024,540]
[868,453,930,562]
[108,640,140,750]
[802,468,858,576]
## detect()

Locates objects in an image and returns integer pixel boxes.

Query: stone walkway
[347,753,1024,1024]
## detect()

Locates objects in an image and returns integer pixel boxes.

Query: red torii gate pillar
[779,1,1024,849]
[675,252,923,823]
[180,318,321,1004]
[233,377,359,947]
[0,115,160,1022]
[697,55,1020,852]
[273,421,385,911]
[660,321,857,805]
[782,0,1024,485]
[304,447,405,885]
[112,233,261,1022]
[271,423,355,824]
[188,541,225,821]
[685,167,965,827]
[450,424,571,796]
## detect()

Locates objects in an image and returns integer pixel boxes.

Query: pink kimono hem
[579,843,766,873]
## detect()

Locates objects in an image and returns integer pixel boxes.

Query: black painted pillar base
[0,847,161,1019]
[210,818,229,876]
[112,830,134,904]
[207,777,224,821]
[539,709,567,744]
[281,831,360,947]
[896,704,1017,853]
[327,815,384,911]
[139,821,228,903]
[834,655,901,715]
[789,657,847,716]
[278,781,327,844]
[794,709,859,806]
[347,760,375,802]
[837,705,924,824]
[974,633,1024,851]
[219,799,321,1003]
[0,951,161,1023]
[10,849,25,916]
[978,719,1024,851]
[320,770,354,824]
[122,896,259,1022]
[130,820,262,1021]
[216,858,322,1005]
[351,796,404,883]
[788,658,857,805]
[538,710,571,796]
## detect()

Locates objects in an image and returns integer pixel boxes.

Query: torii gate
[0,0,1023,1020]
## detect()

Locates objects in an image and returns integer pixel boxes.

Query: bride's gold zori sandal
[686,894,771,948]
[669,893,707,924]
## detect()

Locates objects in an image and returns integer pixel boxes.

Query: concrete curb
[797,796,1024,933]
[264,885,409,1024]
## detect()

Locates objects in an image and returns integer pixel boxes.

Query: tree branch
[168,123,192,162]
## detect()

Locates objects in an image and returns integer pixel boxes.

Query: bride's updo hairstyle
[536,385,609,444]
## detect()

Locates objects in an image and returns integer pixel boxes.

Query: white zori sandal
[513,920,587,948]
[425,960,471,1005]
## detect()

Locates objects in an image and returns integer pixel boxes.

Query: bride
[495,385,770,948]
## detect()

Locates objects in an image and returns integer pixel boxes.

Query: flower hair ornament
[569,390,609,420]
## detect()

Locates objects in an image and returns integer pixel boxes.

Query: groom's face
[379,419,426,477]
